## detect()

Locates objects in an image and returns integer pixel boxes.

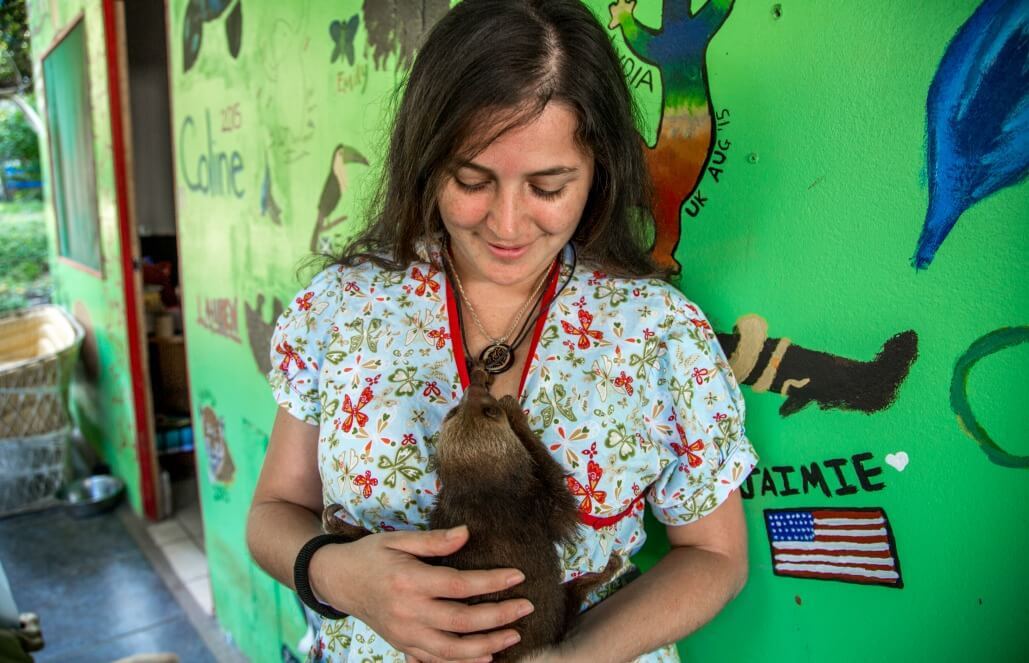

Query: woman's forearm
[562,545,748,662]
[245,499,324,591]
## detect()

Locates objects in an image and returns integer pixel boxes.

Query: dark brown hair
[331,0,666,279]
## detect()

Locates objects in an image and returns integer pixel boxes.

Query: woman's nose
[486,185,523,240]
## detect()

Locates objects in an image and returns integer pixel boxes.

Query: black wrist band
[294,533,350,620]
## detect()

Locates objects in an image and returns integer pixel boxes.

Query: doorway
[116,0,210,611]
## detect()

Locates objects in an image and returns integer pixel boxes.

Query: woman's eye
[456,179,489,192]
[531,186,565,201]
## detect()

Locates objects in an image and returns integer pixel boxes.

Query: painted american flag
[764,507,903,588]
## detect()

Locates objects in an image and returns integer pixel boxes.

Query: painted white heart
[885,452,909,472]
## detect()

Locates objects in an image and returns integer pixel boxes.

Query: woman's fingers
[385,525,472,557]
[423,564,526,599]
[316,530,531,659]
[382,528,526,601]
[424,597,534,634]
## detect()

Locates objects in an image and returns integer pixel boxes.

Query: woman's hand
[310,524,533,663]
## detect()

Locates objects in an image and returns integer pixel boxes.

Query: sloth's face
[438,385,530,471]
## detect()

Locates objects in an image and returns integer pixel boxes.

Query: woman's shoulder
[276,259,404,329]
[573,262,702,320]
[299,257,415,295]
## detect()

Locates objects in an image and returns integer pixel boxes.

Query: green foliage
[0,200,51,312]
[0,0,31,90]
[0,0,39,194]
[0,98,40,165]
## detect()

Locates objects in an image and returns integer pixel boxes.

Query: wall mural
[260,160,282,225]
[245,294,285,377]
[201,401,236,484]
[608,0,735,272]
[608,0,922,418]
[196,296,241,343]
[178,109,246,198]
[764,507,903,588]
[717,315,919,417]
[171,1,443,658]
[915,0,1028,269]
[259,13,317,166]
[154,0,1029,659]
[330,15,361,66]
[30,0,1022,658]
[182,0,244,73]
[951,325,1029,469]
[311,144,369,253]
[741,450,890,501]
[362,0,451,70]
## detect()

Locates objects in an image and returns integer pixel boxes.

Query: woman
[247,1,758,661]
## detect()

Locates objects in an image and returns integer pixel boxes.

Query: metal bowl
[56,475,125,518]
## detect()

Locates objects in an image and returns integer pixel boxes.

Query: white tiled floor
[163,538,209,582]
[148,518,191,545]
[146,477,212,615]
[184,575,214,615]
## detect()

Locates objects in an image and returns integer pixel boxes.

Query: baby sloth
[323,366,618,660]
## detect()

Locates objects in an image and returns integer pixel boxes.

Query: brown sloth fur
[322,366,619,660]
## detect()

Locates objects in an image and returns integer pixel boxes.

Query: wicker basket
[0,305,84,514]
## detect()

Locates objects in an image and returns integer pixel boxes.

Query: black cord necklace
[445,243,577,376]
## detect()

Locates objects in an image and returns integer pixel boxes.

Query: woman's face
[438,102,595,293]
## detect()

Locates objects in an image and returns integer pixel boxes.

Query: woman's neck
[447,244,557,304]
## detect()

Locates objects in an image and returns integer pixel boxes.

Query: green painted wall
[28,0,148,514]
[165,1,441,655]
[34,0,1028,660]
[669,3,1029,660]
[169,0,1029,660]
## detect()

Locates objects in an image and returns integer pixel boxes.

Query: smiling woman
[247,1,758,662]
[439,102,593,296]
[331,0,661,284]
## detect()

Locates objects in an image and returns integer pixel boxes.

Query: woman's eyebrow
[455,161,579,177]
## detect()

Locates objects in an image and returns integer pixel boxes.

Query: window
[42,18,102,274]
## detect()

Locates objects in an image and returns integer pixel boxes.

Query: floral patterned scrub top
[268,238,759,662]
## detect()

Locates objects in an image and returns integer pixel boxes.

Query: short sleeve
[646,293,759,526]
[267,267,344,424]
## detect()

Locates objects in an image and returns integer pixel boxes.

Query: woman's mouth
[486,242,529,259]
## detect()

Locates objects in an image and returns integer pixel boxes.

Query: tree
[0,94,38,160]
[0,0,41,134]
[0,0,30,90]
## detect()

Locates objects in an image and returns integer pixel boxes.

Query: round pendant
[479,343,514,374]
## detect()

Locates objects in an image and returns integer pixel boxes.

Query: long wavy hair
[331,0,666,279]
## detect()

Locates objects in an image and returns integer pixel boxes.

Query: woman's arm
[552,490,750,662]
[246,405,327,586]
[246,407,532,663]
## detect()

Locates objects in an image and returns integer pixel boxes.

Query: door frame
[102,0,160,520]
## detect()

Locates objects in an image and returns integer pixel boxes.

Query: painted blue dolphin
[915,0,1028,269]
